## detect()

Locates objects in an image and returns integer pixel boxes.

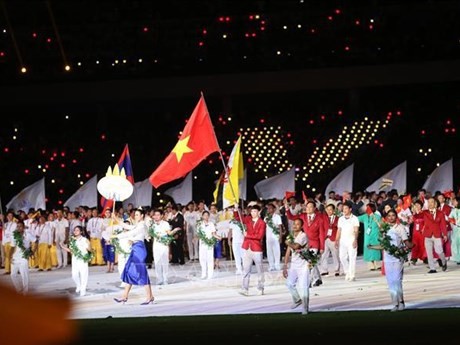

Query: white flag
[366,161,407,194]
[422,158,453,194]
[123,178,153,208]
[64,175,98,211]
[325,164,354,198]
[6,177,46,213]
[239,168,247,201]
[164,172,193,205]
[254,167,295,200]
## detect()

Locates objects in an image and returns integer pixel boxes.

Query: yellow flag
[223,136,243,209]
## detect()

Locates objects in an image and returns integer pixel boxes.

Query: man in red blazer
[423,197,448,273]
[239,205,267,296]
[319,203,340,276]
[286,200,326,286]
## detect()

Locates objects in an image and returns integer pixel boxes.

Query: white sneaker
[398,303,405,311]
[301,308,309,315]
[80,291,86,297]
[238,289,249,296]
[291,300,302,309]
[257,289,264,296]
[390,305,399,312]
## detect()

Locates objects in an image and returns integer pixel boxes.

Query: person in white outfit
[54,210,70,269]
[369,209,413,311]
[228,216,245,275]
[197,211,221,279]
[150,209,176,285]
[283,218,310,315]
[184,202,200,262]
[61,226,92,297]
[109,218,131,288]
[335,201,360,281]
[10,221,34,295]
[264,203,283,271]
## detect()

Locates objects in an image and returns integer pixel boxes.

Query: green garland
[69,236,93,263]
[230,219,246,234]
[379,222,411,261]
[13,230,34,259]
[111,229,131,256]
[148,223,175,246]
[297,248,320,267]
[197,224,217,248]
[264,214,280,236]
[286,233,295,243]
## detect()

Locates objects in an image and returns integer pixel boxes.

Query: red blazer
[422,210,447,238]
[287,210,326,250]
[439,204,452,231]
[322,213,339,242]
[242,216,266,252]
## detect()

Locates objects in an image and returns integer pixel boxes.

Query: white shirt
[265,213,282,239]
[290,231,308,268]
[118,220,148,242]
[338,214,360,243]
[3,221,17,244]
[384,223,408,263]
[198,221,216,248]
[11,231,34,263]
[152,220,172,247]
[72,236,91,263]
[87,217,104,239]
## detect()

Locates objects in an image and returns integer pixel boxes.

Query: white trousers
[232,241,244,273]
[320,238,340,273]
[424,236,446,270]
[72,259,88,295]
[242,249,264,291]
[187,230,199,260]
[385,260,404,306]
[199,243,214,279]
[55,231,67,268]
[266,237,281,270]
[286,263,310,312]
[153,243,169,284]
[339,240,357,280]
[11,258,29,295]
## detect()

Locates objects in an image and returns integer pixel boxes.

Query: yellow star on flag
[172,135,194,162]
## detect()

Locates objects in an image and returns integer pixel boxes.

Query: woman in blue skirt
[112,208,154,305]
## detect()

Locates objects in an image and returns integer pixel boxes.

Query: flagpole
[201,91,245,227]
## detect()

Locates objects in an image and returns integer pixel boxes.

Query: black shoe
[437,259,443,267]
[442,263,447,271]
[427,269,437,274]
[321,272,329,276]
[313,280,323,286]
[334,272,340,277]
[423,258,428,264]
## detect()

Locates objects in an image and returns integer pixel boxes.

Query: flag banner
[149,94,220,188]
[366,161,407,194]
[123,178,153,208]
[239,168,247,201]
[254,167,296,200]
[223,136,243,209]
[164,171,193,206]
[325,163,354,198]
[101,144,134,211]
[422,158,453,194]
[213,171,225,208]
[64,175,98,211]
[6,177,46,213]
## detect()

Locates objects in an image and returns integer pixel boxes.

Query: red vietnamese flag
[402,194,412,210]
[366,204,373,215]
[149,94,220,188]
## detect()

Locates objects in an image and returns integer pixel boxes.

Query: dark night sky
[1,0,459,209]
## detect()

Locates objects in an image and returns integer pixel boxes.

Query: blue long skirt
[121,241,150,285]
